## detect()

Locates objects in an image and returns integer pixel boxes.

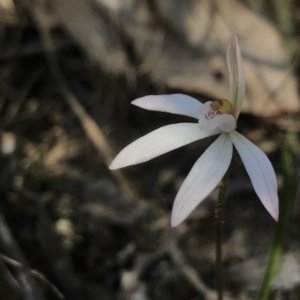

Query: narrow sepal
[171,133,233,226]
[132,94,202,119]
[226,36,245,118]
[109,123,220,169]
[230,131,278,220]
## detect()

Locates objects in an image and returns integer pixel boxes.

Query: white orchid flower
[110,36,278,227]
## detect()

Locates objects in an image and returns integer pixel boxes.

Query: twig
[119,238,218,300]
[0,211,45,300]
[0,255,20,292]
[28,0,134,199]
[0,253,64,299]
[167,240,217,300]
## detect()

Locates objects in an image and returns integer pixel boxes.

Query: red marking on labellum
[205,110,221,120]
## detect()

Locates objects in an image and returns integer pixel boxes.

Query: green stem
[257,139,292,300]
[273,0,295,60]
[215,170,230,300]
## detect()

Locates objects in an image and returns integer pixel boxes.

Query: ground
[0,1,300,300]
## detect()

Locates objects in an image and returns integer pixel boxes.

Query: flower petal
[226,36,245,118]
[229,131,278,220]
[171,133,232,227]
[109,123,220,169]
[132,94,202,119]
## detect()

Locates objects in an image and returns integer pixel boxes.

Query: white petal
[226,36,245,118]
[109,123,220,169]
[230,131,278,220]
[171,133,232,226]
[197,102,236,132]
[132,94,202,119]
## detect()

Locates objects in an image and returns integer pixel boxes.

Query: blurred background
[0,0,300,299]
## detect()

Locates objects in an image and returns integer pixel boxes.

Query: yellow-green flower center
[210,99,234,116]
